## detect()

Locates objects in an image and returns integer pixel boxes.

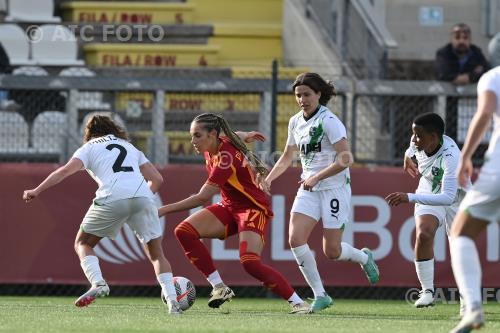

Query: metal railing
[0,74,487,166]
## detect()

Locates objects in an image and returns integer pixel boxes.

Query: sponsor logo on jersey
[300,142,322,155]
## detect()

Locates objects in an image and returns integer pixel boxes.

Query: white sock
[415,258,434,291]
[451,236,482,310]
[207,271,223,288]
[80,255,104,285]
[337,243,368,264]
[287,292,303,305]
[291,244,325,297]
[157,272,177,302]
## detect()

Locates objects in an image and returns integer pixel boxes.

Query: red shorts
[206,203,271,241]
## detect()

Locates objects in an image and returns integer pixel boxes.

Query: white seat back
[0,111,29,152]
[59,67,111,110]
[32,25,83,66]
[6,0,61,23]
[0,24,33,65]
[32,111,67,154]
[12,66,49,76]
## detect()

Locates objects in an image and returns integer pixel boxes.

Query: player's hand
[457,157,473,188]
[453,73,470,85]
[385,192,409,206]
[258,174,271,195]
[23,189,38,203]
[299,176,319,191]
[244,131,266,143]
[403,155,419,178]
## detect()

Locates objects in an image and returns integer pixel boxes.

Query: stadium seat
[12,66,48,76]
[0,111,29,152]
[59,67,111,110]
[0,24,34,66]
[6,0,61,23]
[32,25,84,66]
[31,111,67,154]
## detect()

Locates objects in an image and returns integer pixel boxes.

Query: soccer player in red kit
[159,113,311,314]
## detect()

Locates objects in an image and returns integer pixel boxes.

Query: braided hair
[193,113,269,177]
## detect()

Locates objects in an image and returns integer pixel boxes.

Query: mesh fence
[1,74,487,166]
[351,80,486,165]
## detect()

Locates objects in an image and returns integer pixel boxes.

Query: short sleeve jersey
[73,135,153,204]
[286,105,350,190]
[204,137,272,216]
[406,135,468,195]
[477,66,500,160]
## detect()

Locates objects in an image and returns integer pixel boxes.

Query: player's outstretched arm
[385,192,409,206]
[264,144,297,192]
[158,183,219,217]
[235,131,266,143]
[23,158,83,203]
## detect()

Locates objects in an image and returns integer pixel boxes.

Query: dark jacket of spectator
[435,43,489,83]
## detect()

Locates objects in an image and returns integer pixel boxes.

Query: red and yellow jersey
[204,137,272,216]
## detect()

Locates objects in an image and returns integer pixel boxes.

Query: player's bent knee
[324,246,341,259]
[415,230,434,245]
[174,221,200,242]
[240,252,261,275]
[74,239,89,254]
[289,236,307,248]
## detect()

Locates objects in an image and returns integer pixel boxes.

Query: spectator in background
[436,23,489,85]
[488,31,500,68]
[435,23,490,141]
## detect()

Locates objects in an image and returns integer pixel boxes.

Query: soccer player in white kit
[262,72,379,313]
[386,112,470,309]
[22,115,182,314]
[449,67,500,333]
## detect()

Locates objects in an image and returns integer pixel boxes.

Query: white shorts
[81,197,162,244]
[291,186,351,229]
[414,203,459,235]
[459,164,500,224]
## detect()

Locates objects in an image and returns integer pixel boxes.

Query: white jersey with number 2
[73,135,153,204]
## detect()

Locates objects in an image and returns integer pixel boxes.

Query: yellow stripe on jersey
[227,165,269,215]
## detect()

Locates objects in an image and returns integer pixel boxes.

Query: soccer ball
[173,276,196,311]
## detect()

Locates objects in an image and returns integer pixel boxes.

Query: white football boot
[414,289,435,308]
[75,281,110,307]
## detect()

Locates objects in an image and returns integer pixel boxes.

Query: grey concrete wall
[282,0,343,77]
[384,0,500,61]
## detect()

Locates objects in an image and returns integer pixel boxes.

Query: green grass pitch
[0,296,499,332]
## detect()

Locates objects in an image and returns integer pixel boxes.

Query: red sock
[240,251,294,300]
[174,221,216,277]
